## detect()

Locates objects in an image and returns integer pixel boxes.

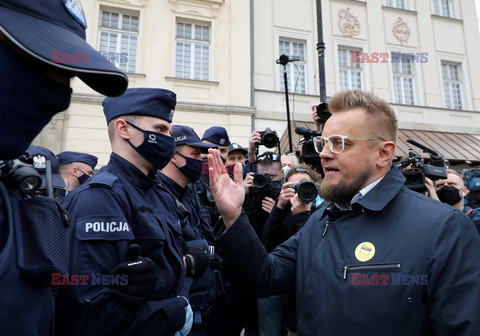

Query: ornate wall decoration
[338,8,360,38]
[392,17,410,44]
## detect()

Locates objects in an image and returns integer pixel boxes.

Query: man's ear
[115,119,131,140]
[376,141,396,168]
[463,186,469,197]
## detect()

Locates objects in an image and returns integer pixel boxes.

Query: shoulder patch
[89,172,118,188]
[76,214,134,241]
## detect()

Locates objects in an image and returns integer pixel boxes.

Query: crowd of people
[1,1,480,336]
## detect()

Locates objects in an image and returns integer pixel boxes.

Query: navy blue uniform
[0,181,55,335]
[56,153,187,335]
[157,173,221,335]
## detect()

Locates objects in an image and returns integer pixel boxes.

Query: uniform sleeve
[56,187,187,336]
[426,210,480,336]
[215,211,297,298]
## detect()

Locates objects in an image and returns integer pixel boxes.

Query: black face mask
[126,121,175,170]
[173,151,203,183]
[77,172,90,185]
[437,186,462,206]
[0,40,72,159]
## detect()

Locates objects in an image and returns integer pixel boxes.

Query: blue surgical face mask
[0,40,72,159]
[173,151,203,183]
[126,121,175,170]
[283,166,291,178]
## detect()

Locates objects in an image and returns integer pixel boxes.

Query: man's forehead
[323,108,369,136]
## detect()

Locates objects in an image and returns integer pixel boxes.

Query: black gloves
[109,244,157,307]
[184,245,209,279]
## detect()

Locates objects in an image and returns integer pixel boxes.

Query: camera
[258,128,280,149]
[316,102,332,124]
[251,173,283,199]
[289,178,318,203]
[0,153,42,194]
[398,139,448,192]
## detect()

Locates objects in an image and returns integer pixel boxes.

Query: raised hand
[208,148,245,228]
[277,182,295,209]
[261,197,276,214]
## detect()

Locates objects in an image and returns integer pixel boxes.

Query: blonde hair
[107,115,141,142]
[328,90,398,142]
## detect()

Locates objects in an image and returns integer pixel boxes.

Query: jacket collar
[354,167,406,212]
[109,152,157,190]
[157,171,187,199]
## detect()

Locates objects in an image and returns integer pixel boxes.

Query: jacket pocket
[343,262,401,280]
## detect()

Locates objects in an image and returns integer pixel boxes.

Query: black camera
[258,128,280,149]
[0,153,42,195]
[251,173,283,199]
[398,139,448,192]
[289,178,318,203]
[316,102,331,124]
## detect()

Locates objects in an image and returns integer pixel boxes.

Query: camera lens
[316,103,332,123]
[253,174,268,189]
[262,133,279,148]
[297,181,318,203]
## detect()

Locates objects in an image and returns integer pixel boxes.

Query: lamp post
[316,0,326,103]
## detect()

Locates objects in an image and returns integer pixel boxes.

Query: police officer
[57,151,98,195]
[56,88,193,336]
[158,125,220,334]
[27,145,66,196]
[0,0,127,334]
[201,126,231,161]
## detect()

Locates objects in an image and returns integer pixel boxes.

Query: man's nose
[319,142,334,159]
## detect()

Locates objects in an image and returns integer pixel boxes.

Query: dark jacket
[216,168,480,336]
[56,153,187,336]
[262,204,311,253]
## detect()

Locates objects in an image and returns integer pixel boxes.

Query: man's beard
[319,160,372,205]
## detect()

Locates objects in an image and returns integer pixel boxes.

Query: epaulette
[88,172,118,189]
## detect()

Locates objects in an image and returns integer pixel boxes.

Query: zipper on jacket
[343,263,401,280]
[322,220,330,237]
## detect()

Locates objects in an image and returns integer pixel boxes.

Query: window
[385,0,408,10]
[175,21,210,81]
[338,47,363,90]
[392,53,415,105]
[279,39,307,94]
[441,62,463,110]
[433,0,454,18]
[98,10,138,73]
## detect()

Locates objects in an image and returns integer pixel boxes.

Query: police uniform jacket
[216,168,480,336]
[56,153,187,336]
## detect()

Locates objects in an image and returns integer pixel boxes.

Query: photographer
[259,164,321,336]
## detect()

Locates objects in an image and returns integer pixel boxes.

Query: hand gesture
[208,148,245,228]
[261,197,276,214]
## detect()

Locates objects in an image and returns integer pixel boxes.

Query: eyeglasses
[293,167,315,180]
[313,135,383,154]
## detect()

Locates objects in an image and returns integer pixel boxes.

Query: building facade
[254,0,480,166]
[34,0,480,167]
[34,0,253,166]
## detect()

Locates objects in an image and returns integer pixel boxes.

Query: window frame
[432,0,458,19]
[97,9,140,74]
[278,38,308,95]
[274,29,313,95]
[174,19,212,81]
[440,60,465,110]
[384,0,410,10]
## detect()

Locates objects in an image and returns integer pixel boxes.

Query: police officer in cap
[26,145,66,199]
[0,0,127,333]
[201,126,231,161]
[158,125,220,335]
[56,88,193,336]
[57,151,98,195]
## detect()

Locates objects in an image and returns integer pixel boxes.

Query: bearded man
[207,89,480,336]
